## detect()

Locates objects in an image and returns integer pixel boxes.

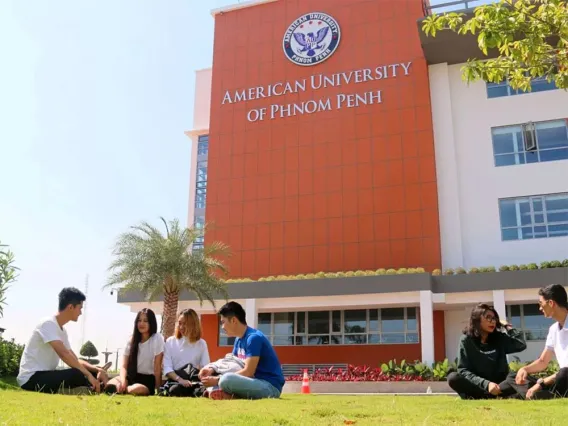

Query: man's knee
[557,367,568,379]
[218,373,238,391]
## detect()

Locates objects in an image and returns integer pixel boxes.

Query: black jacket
[457,327,526,390]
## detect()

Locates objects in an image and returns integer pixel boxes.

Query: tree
[79,340,99,365]
[422,0,568,91]
[0,241,18,318]
[106,218,230,339]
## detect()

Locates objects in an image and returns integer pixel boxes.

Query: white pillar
[245,299,257,328]
[492,290,506,320]
[420,290,435,366]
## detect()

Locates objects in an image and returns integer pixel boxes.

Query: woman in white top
[163,308,210,388]
[105,308,164,396]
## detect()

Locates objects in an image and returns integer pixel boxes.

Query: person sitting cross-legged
[17,287,109,394]
[199,301,285,400]
[447,303,527,399]
[506,284,568,400]
[104,308,164,396]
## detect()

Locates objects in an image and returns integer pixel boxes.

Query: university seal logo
[283,12,341,67]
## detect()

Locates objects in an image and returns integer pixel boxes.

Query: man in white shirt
[507,284,568,399]
[18,287,109,393]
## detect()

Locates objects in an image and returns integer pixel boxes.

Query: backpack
[158,363,206,397]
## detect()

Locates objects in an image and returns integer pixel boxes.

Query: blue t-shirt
[233,327,285,392]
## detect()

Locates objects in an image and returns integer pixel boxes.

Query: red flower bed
[286,365,427,382]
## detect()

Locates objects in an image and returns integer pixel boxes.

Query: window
[254,308,419,346]
[196,161,208,182]
[487,77,557,98]
[492,120,568,167]
[195,188,206,209]
[197,135,209,156]
[507,304,552,341]
[219,323,235,346]
[499,193,568,241]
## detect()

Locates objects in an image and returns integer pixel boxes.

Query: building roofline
[117,268,568,304]
[184,129,209,139]
[211,0,278,17]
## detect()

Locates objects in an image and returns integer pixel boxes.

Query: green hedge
[0,338,24,377]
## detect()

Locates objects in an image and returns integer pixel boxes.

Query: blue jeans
[218,373,281,399]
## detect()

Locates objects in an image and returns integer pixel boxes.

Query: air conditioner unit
[522,122,537,151]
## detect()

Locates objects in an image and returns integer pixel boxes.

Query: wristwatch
[536,378,546,389]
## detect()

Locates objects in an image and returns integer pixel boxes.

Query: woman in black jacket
[447,303,527,399]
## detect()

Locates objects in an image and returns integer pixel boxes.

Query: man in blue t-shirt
[199,301,285,400]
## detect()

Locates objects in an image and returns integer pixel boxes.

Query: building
[119,0,568,367]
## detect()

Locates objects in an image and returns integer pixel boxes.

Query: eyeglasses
[483,314,497,323]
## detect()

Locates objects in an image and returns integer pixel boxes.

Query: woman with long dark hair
[105,308,164,395]
[447,303,527,399]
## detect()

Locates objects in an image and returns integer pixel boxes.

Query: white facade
[186,68,213,240]
[430,62,568,270]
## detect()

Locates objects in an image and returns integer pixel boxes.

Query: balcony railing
[423,0,499,15]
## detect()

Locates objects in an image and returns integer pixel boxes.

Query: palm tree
[106,218,230,338]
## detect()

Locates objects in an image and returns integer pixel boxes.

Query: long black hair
[127,308,158,377]
[464,303,504,339]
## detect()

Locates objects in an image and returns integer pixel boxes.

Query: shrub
[354,270,366,277]
[375,269,387,275]
[549,260,562,268]
[324,273,337,278]
[540,261,551,269]
[305,273,316,279]
[443,268,454,276]
[386,269,397,275]
[0,338,24,377]
[527,263,539,270]
[295,274,306,280]
[509,264,519,271]
[454,267,466,275]
[415,267,425,273]
[432,269,441,276]
[519,264,528,270]
[364,270,375,276]
[345,271,355,277]
[315,272,326,279]
[396,268,408,275]
[406,268,416,274]
[563,259,568,268]
[468,267,480,273]
[336,272,346,277]
[499,265,510,272]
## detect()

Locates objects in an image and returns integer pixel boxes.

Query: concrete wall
[430,63,568,270]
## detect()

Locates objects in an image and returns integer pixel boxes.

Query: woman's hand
[199,367,214,379]
[117,378,128,393]
[176,377,191,387]
[488,382,501,395]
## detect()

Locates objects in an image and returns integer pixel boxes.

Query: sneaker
[208,389,234,400]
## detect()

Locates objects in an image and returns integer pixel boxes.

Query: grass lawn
[0,377,563,425]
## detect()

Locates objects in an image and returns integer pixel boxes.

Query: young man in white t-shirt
[18,287,109,393]
[507,284,568,399]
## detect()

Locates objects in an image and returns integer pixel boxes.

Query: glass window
[197,135,209,155]
[308,311,330,335]
[499,193,568,241]
[492,120,568,167]
[382,308,405,333]
[257,313,271,335]
[487,77,557,98]
[197,161,208,182]
[219,323,235,346]
[252,308,419,346]
[508,304,552,341]
[344,310,367,334]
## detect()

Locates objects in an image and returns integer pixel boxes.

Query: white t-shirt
[545,321,568,368]
[124,333,165,375]
[17,317,71,386]
[163,337,210,375]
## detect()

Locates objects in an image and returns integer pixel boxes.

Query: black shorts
[128,373,156,393]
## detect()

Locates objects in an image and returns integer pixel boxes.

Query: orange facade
[205,0,441,279]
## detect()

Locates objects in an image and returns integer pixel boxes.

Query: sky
[0,0,463,365]
[0,0,237,362]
